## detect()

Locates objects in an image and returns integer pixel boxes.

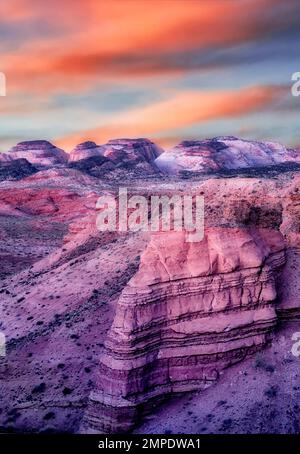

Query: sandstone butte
[82,227,286,433]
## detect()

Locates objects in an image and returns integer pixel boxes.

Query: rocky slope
[68,155,115,178]
[0,159,37,182]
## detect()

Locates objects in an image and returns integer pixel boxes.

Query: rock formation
[101,138,163,165]
[82,226,285,433]
[101,138,163,177]
[155,137,300,175]
[68,141,105,162]
[7,140,68,166]
[69,138,163,179]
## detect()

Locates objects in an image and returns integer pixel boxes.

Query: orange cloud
[0,0,35,22]
[1,0,299,93]
[57,85,285,150]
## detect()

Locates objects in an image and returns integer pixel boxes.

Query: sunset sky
[0,0,300,152]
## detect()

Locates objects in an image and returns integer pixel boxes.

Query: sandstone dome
[8,140,68,166]
[155,137,300,175]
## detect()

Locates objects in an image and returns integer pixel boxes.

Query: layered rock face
[68,138,163,179]
[98,138,164,179]
[68,141,105,162]
[155,137,300,175]
[7,140,68,166]
[69,138,162,165]
[83,227,285,433]
[102,138,162,161]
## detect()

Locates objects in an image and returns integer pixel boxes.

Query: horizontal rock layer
[83,227,285,433]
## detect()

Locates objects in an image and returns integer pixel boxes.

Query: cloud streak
[57,85,285,149]
[2,0,300,90]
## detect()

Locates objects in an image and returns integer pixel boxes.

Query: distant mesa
[155,136,300,175]
[1,137,300,179]
[73,141,98,150]
[68,141,105,162]
[69,138,163,165]
[69,138,163,178]
[101,138,163,164]
[8,140,68,166]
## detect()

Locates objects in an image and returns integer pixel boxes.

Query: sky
[0,0,300,152]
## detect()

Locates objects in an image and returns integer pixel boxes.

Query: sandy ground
[0,229,148,433]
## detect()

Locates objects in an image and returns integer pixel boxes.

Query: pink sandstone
[82,226,285,433]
